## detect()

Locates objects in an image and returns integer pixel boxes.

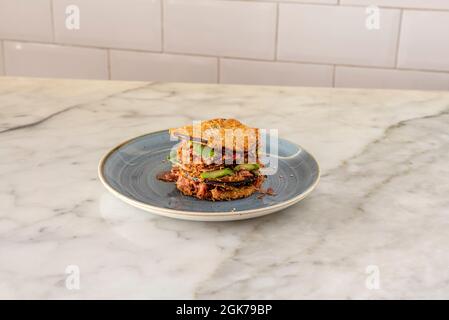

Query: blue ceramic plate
[98,130,320,221]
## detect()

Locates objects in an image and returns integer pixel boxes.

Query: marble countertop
[1,77,448,299]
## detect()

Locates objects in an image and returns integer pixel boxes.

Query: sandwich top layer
[169,118,259,153]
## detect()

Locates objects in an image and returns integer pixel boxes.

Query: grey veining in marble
[0,77,448,299]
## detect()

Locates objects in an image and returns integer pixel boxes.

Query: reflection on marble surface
[0,77,448,299]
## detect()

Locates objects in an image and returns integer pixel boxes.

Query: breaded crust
[169,118,259,152]
[209,185,259,201]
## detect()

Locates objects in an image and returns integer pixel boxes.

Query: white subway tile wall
[278,5,400,67]
[341,0,449,10]
[53,0,162,51]
[398,10,449,72]
[4,41,108,79]
[110,50,217,83]
[220,59,333,87]
[280,1,338,4]
[335,67,449,90]
[164,0,277,59]
[0,0,448,90]
[0,0,53,42]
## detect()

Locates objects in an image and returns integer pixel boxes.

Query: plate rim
[98,130,320,218]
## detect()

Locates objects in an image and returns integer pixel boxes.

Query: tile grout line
[274,2,280,61]
[49,0,56,43]
[231,0,449,12]
[160,0,165,53]
[212,0,449,12]
[394,9,404,68]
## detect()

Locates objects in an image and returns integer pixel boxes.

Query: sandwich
[167,118,265,201]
